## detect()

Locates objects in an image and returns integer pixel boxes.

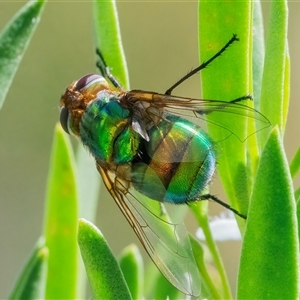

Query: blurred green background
[0,1,299,297]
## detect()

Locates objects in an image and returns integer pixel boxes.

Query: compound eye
[60,106,70,134]
[75,74,104,91]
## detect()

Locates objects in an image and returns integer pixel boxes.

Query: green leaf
[199,1,253,217]
[76,144,100,298]
[76,144,100,222]
[8,239,48,300]
[252,1,265,107]
[153,271,181,300]
[119,244,144,300]
[145,262,182,300]
[297,198,300,247]
[78,218,132,300]
[43,124,78,299]
[259,0,289,143]
[290,146,300,179]
[295,186,300,203]
[0,0,46,109]
[143,262,182,299]
[190,202,230,299]
[190,236,222,300]
[93,0,129,89]
[237,127,299,299]
[282,50,290,133]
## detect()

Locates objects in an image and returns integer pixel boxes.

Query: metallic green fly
[59,35,270,297]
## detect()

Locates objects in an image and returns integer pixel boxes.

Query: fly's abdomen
[132,115,216,204]
[80,98,140,164]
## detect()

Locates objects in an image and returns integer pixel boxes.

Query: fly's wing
[97,164,201,297]
[125,91,271,142]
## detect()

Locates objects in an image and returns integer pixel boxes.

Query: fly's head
[60,74,110,136]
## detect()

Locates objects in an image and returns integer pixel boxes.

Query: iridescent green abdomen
[80,92,140,164]
[132,115,216,204]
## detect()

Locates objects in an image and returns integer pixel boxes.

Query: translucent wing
[124,90,271,141]
[97,164,201,297]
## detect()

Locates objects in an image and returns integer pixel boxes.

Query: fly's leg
[193,194,247,219]
[229,94,253,104]
[95,48,124,90]
[197,94,253,116]
[165,34,239,95]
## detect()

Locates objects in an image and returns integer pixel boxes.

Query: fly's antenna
[95,48,124,90]
[165,34,239,95]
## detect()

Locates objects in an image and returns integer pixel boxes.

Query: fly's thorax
[121,91,165,140]
[80,97,140,165]
[131,114,216,204]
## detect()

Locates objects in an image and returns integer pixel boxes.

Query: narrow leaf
[153,272,181,300]
[143,263,181,299]
[44,124,78,299]
[282,49,290,133]
[76,144,100,222]
[190,202,230,299]
[0,0,46,109]
[259,0,288,143]
[295,186,300,203]
[252,1,265,108]
[190,237,222,300]
[8,239,48,300]
[297,198,300,247]
[78,218,132,300]
[93,0,129,89]
[290,146,300,179]
[76,144,100,298]
[237,127,299,299]
[119,245,144,300]
[199,1,253,217]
